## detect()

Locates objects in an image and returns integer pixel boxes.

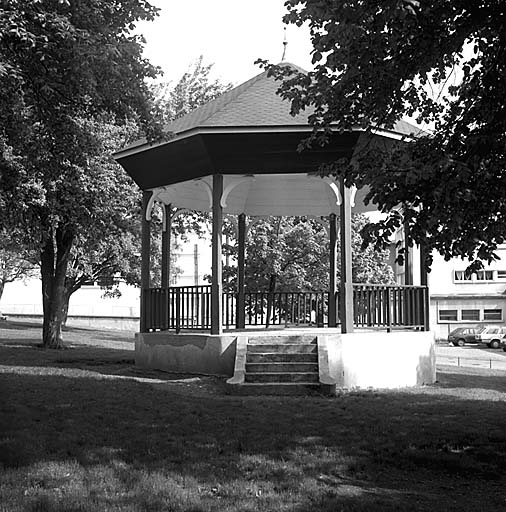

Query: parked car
[475,325,506,349]
[447,326,479,346]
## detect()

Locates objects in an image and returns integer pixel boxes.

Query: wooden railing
[353,284,429,330]
[244,291,327,327]
[142,284,429,332]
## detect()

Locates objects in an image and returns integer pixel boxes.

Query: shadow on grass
[0,319,135,344]
[0,342,132,368]
[2,369,506,511]
[437,366,506,393]
[0,320,42,331]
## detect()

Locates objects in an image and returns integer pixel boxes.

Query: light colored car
[475,325,506,349]
[447,326,479,346]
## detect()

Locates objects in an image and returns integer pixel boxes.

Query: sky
[135,0,314,87]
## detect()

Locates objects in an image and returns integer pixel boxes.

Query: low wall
[135,332,237,376]
[320,331,435,389]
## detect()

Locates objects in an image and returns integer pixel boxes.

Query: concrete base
[319,331,436,390]
[135,329,436,388]
[135,332,237,375]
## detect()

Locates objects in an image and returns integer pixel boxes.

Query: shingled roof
[118,63,422,156]
[166,63,311,134]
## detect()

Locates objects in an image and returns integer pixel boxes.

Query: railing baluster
[350,283,429,331]
[142,283,428,333]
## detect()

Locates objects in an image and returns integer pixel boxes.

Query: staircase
[228,335,323,395]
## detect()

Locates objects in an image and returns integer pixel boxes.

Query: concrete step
[245,372,319,384]
[248,335,316,345]
[247,343,317,354]
[246,362,319,373]
[246,352,318,363]
[227,382,323,396]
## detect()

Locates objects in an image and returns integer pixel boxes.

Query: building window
[497,270,506,279]
[476,270,494,281]
[439,309,458,322]
[484,309,502,321]
[82,274,117,288]
[454,270,472,282]
[461,309,480,321]
[97,275,116,287]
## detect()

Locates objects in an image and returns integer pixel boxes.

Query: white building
[1,234,212,331]
[427,249,506,339]
[390,236,506,339]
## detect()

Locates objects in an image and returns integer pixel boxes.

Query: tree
[260,0,506,272]
[0,231,37,311]
[153,56,233,124]
[223,214,394,292]
[60,58,232,321]
[0,0,161,347]
[148,56,233,276]
[55,117,150,325]
[221,214,393,326]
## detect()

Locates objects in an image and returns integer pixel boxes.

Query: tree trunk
[61,288,71,328]
[41,226,74,348]
[0,279,5,317]
[266,274,276,328]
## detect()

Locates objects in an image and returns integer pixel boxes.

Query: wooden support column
[339,180,354,333]
[419,241,430,330]
[404,214,413,285]
[211,174,223,335]
[419,242,428,286]
[328,213,338,328]
[161,203,172,289]
[140,190,152,333]
[236,213,246,329]
[160,203,172,331]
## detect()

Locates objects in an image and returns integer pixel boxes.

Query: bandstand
[114,64,435,393]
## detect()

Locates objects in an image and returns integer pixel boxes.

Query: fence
[142,284,429,332]
[353,284,429,330]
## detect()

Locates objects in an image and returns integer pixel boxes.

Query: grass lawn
[1,321,506,511]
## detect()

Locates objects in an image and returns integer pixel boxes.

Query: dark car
[447,326,479,346]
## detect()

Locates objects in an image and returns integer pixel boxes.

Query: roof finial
[281,26,288,61]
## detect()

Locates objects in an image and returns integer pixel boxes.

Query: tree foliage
[60,57,231,307]
[153,56,233,124]
[223,214,394,292]
[149,56,233,268]
[0,0,161,347]
[0,230,37,309]
[260,0,506,272]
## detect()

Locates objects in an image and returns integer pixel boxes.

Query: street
[436,341,506,371]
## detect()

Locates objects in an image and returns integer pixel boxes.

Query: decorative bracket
[145,190,158,222]
[194,177,213,209]
[349,185,357,208]
[323,178,357,208]
[146,186,176,222]
[162,207,192,232]
[161,204,170,232]
[323,177,342,206]
[221,175,256,208]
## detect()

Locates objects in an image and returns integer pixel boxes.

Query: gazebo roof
[164,63,312,133]
[115,63,421,216]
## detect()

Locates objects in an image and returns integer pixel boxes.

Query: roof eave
[113,124,421,162]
